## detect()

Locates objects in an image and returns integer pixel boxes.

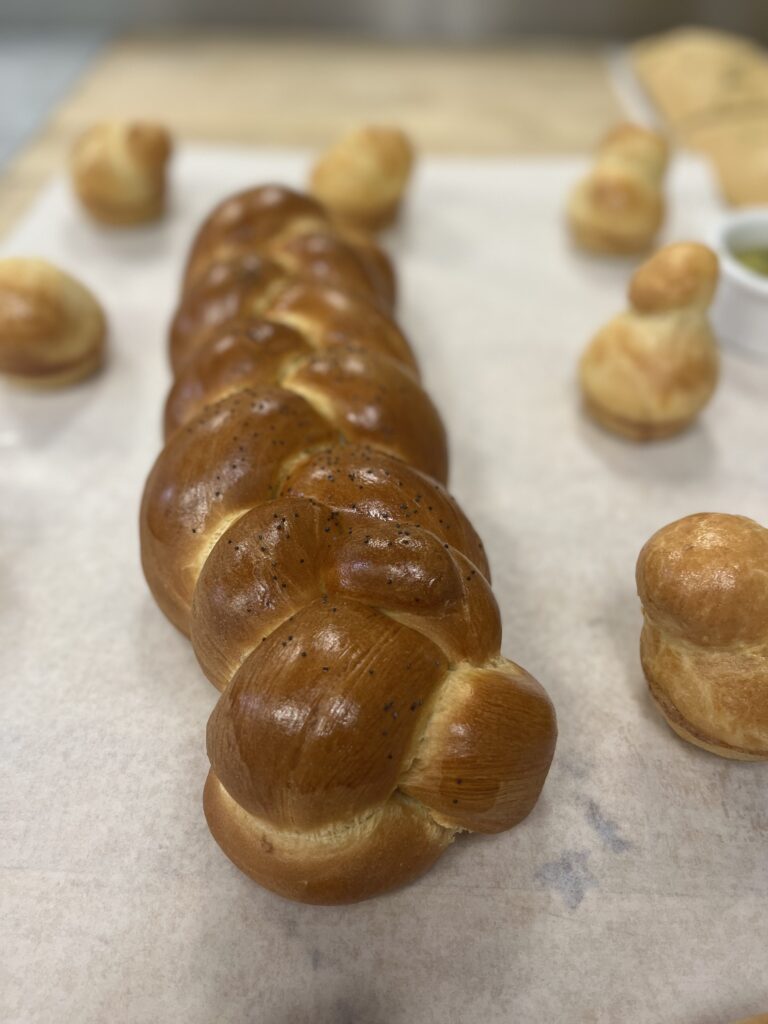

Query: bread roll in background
[631,26,768,205]
[0,257,106,386]
[631,26,768,127]
[71,121,172,226]
[567,123,668,254]
[309,125,414,232]
[579,242,719,440]
[637,513,768,761]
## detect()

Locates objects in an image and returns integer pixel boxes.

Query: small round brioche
[309,125,414,231]
[567,123,668,254]
[637,513,768,760]
[579,242,719,440]
[0,258,106,386]
[71,121,172,226]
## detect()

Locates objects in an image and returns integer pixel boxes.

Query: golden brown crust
[71,121,172,226]
[141,366,452,633]
[400,661,557,832]
[281,447,489,579]
[169,264,414,378]
[567,123,668,254]
[0,258,106,386]
[182,184,395,307]
[629,242,719,313]
[630,26,768,207]
[169,255,290,372]
[165,329,434,455]
[630,28,768,205]
[581,393,694,441]
[568,218,659,256]
[207,593,455,828]
[203,661,556,904]
[632,27,768,128]
[636,513,768,760]
[310,126,414,232]
[637,513,768,646]
[267,280,413,369]
[684,111,768,206]
[646,664,768,762]
[141,184,556,903]
[191,496,497,689]
[204,774,454,905]
[142,390,334,634]
[336,224,397,298]
[579,243,719,441]
[185,185,326,284]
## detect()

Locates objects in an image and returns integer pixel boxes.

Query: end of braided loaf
[192,495,555,903]
[141,185,557,903]
[203,657,555,903]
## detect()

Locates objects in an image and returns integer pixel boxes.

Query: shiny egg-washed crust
[579,242,719,441]
[169,258,411,378]
[567,123,668,254]
[637,513,768,760]
[71,121,172,226]
[141,185,556,903]
[182,184,395,306]
[0,258,106,386]
[310,125,415,232]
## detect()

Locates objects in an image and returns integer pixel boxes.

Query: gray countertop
[0,31,106,168]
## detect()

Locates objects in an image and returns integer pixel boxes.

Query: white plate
[2,145,766,1024]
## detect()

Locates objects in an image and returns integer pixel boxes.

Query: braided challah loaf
[141,185,557,903]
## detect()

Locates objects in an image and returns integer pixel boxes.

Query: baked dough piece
[0,258,106,386]
[567,124,668,254]
[141,185,557,903]
[631,27,768,204]
[579,243,719,440]
[310,125,414,231]
[685,111,768,206]
[637,513,768,760]
[632,26,768,129]
[71,121,172,225]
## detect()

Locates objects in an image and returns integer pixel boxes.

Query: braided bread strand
[141,186,556,903]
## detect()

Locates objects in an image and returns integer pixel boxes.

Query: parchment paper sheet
[1,147,766,1024]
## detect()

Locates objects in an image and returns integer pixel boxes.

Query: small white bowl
[711,208,768,359]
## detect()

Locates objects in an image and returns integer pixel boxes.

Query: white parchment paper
[2,146,766,1024]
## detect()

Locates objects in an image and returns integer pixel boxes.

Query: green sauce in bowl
[734,247,768,277]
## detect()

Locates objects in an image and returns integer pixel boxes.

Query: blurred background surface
[0,32,105,167]
[0,0,765,228]
[1,0,766,37]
